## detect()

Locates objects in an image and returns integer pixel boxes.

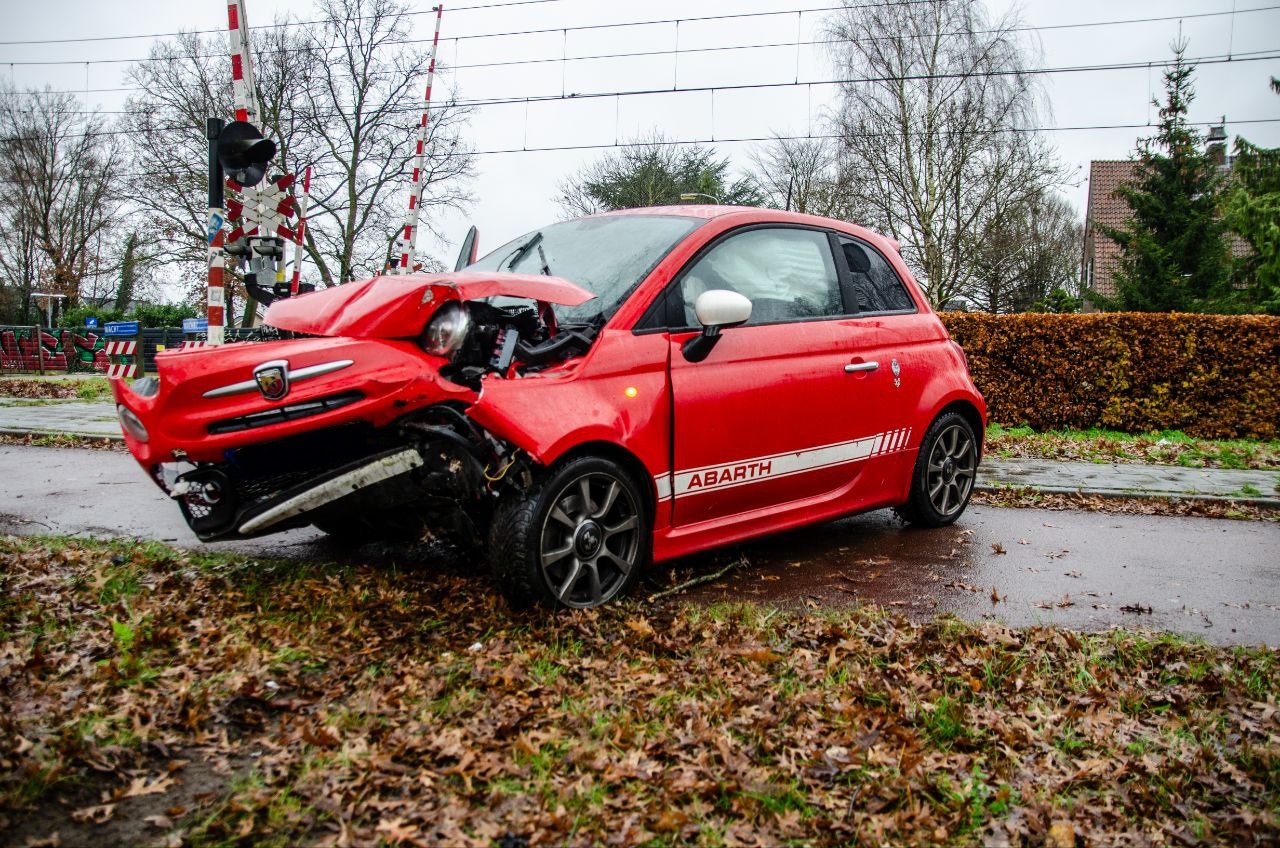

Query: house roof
[1085,160,1135,233]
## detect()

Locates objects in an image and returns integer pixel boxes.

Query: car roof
[594,205,904,256]
[596,204,755,220]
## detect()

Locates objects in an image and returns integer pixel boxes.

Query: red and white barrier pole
[227,0,260,126]
[290,165,312,295]
[397,5,444,274]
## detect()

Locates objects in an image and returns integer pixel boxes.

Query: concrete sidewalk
[0,398,123,439]
[1,396,1277,506]
[980,456,1280,507]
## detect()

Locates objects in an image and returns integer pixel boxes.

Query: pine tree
[1095,44,1230,312]
[1223,77,1280,314]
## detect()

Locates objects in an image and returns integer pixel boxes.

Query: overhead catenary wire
[3,1,1276,66]
[0,0,571,46]
[15,6,1280,113]
[8,48,1280,126]
[0,119,1275,187]
[0,1,930,60]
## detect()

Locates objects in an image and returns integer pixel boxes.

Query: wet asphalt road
[2,444,1278,646]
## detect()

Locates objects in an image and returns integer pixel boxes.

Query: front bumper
[111,336,474,466]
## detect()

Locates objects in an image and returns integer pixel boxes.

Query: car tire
[897,411,979,528]
[488,456,649,609]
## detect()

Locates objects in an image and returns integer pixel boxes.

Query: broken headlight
[117,404,149,442]
[420,301,471,358]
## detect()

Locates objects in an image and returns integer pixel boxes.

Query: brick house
[1081,159,1137,307]
[1081,123,1244,310]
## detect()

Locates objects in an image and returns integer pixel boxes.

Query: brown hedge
[940,312,1280,440]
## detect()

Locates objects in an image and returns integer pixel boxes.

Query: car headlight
[420,301,471,357]
[117,404,149,442]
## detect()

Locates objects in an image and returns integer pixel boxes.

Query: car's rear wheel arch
[935,399,985,459]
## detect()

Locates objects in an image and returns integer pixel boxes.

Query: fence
[0,325,261,375]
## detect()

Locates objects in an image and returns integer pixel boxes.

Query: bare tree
[296,0,475,284]
[968,190,1082,313]
[124,0,475,292]
[0,84,121,310]
[0,200,48,323]
[827,0,1064,306]
[747,135,849,217]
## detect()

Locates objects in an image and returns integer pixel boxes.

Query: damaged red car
[113,206,986,609]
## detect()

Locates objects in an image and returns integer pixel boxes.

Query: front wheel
[897,412,978,527]
[488,456,649,609]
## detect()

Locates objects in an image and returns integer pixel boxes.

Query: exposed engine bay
[432,298,601,390]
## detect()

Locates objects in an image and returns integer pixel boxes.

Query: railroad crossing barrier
[104,321,145,379]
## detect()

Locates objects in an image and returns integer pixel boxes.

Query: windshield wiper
[502,231,543,272]
[536,243,552,276]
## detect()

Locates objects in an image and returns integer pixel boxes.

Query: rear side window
[838,237,916,313]
[679,227,843,326]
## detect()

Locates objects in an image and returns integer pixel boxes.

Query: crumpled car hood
[264,271,596,338]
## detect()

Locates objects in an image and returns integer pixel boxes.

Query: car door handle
[844,361,879,373]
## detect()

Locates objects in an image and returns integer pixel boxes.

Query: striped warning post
[290,166,312,295]
[396,5,444,274]
[104,341,138,379]
[106,362,137,379]
[180,341,208,350]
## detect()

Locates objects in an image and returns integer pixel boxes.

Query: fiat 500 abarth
[114,206,986,609]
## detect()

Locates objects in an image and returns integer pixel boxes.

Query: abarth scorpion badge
[254,360,290,401]
[891,358,901,388]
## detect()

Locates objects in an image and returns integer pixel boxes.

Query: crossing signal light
[217,120,277,187]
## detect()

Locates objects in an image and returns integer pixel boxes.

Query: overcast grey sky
[4,0,1278,269]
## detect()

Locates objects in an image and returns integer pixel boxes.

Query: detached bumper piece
[176,447,423,540]
[238,448,423,534]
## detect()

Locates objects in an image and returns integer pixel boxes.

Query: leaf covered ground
[2,536,1278,846]
[972,488,1279,522]
[0,433,124,452]
[0,377,115,402]
[987,424,1280,471]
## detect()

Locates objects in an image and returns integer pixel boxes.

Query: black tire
[897,412,978,528]
[488,456,648,609]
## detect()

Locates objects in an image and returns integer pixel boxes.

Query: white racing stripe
[652,427,912,501]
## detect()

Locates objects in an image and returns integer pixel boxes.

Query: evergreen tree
[1095,45,1230,312]
[1222,77,1280,314]
[555,135,763,216]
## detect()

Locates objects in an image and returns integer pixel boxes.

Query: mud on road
[2,444,1278,646]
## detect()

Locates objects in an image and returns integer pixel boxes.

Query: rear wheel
[489,456,648,609]
[898,412,978,527]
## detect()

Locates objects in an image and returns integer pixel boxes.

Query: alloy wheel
[538,472,641,608]
[925,423,976,517]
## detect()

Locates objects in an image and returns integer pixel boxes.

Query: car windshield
[465,214,700,323]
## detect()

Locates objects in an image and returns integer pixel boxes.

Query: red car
[113,206,985,608]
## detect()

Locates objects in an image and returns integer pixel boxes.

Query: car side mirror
[682,289,752,363]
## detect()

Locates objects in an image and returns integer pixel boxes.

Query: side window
[679,228,843,326]
[838,237,916,313]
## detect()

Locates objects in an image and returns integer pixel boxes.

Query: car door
[834,235,932,455]
[663,225,901,528]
